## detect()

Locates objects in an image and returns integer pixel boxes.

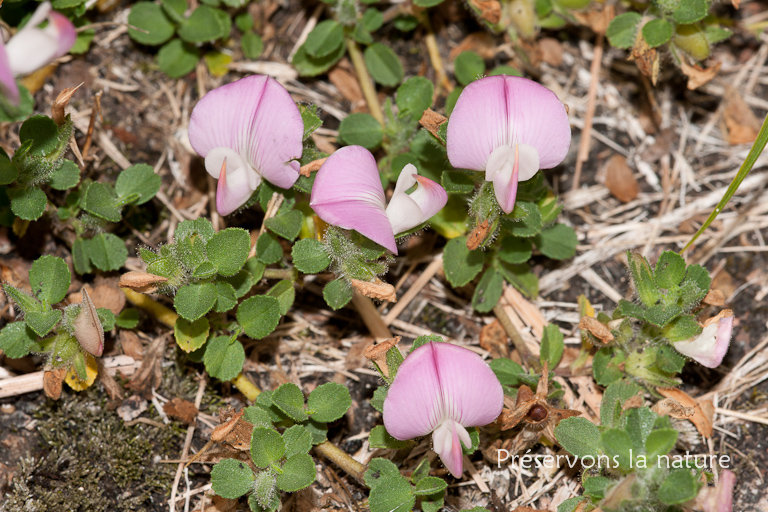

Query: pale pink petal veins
[0,42,18,105]
[310,145,397,253]
[382,342,445,440]
[215,155,257,216]
[431,342,504,427]
[188,75,302,190]
[446,75,571,173]
[694,469,734,512]
[672,310,733,368]
[432,420,470,478]
[386,164,448,235]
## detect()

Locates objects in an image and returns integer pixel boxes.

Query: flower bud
[73,288,104,356]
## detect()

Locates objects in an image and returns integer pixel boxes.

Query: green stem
[681,114,768,254]
[346,37,384,125]
[314,441,367,485]
[262,268,296,281]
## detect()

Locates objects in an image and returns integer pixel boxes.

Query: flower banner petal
[310,145,397,253]
[383,342,445,440]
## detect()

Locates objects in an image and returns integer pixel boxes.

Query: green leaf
[662,314,701,342]
[9,187,47,221]
[116,309,140,329]
[673,0,708,24]
[292,238,330,274]
[176,217,215,242]
[49,160,80,190]
[292,41,346,77]
[601,429,632,469]
[370,386,387,413]
[323,279,353,310]
[498,236,533,264]
[222,269,255,298]
[174,283,217,322]
[283,425,313,458]
[83,182,121,222]
[393,15,419,32]
[654,250,686,289]
[593,347,627,387]
[0,149,17,185]
[557,497,588,512]
[498,262,539,298]
[158,38,199,78]
[582,476,612,500]
[128,2,176,45]
[364,458,402,489]
[250,427,286,468]
[241,31,264,60]
[554,417,601,459]
[413,476,447,496]
[533,223,577,260]
[396,76,433,119]
[606,12,642,49]
[489,358,525,386]
[255,231,283,264]
[178,6,231,43]
[3,285,42,315]
[505,201,542,237]
[272,383,308,422]
[489,65,522,77]
[369,425,413,449]
[204,336,245,381]
[116,164,161,205]
[237,295,282,339]
[299,104,323,141]
[600,380,642,428]
[645,429,678,460]
[207,228,250,276]
[98,308,116,331]
[304,419,328,445]
[0,322,38,359]
[210,458,255,499]
[364,43,404,87]
[213,281,237,313]
[265,210,303,241]
[414,0,444,6]
[627,251,660,307]
[276,453,316,491]
[471,267,503,313]
[704,25,732,45]
[643,303,682,327]
[243,405,273,428]
[368,475,414,512]
[174,317,210,353]
[441,170,475,194]
[26,310,62,337]
[29,255,71,304]
[443,237,485,287]
[304,20,344,58]
[18,115,59,156]
[338,113,383,150]
[658,469,700,504]
[307,382,351,422]
[267,280,295,315]
[642,18,673,48]
[540,324,564,368]
[89,233,128,271]
[454,51,485,86]
[680,264,710,308]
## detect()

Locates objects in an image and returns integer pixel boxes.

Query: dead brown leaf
[467,219,491,250]
[712,270,736,298]
[119,271,169,294]
[621,392,644,410]
[164,397,198,424]
[97,358,125,400]
[43,367,67,400]
[449,33,497,60]
[652,397,695,419]
[480,320,510,359]
[419,108,447,140]
[703,289,726,307]
[364,336,401,378]
[679,60,721,90]
[657,387,713,437]
[52,84,83,126]
[350,278,397,303]
[538,38,563,67]
[201,495,239,512]
[601,154,638,203]
[126,335,166,399]
[468,0,501,24]
[328,64,365,106]
[120,331,144,360]
[572,5,614,34]
[630,33,660,85]
[721,86,761,145]
[579,316,614,344]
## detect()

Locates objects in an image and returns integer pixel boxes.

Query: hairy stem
[346,37,384,125]
[314,441,367,485]
[263,268,296,281]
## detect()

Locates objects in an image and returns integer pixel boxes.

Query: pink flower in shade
[0,1,76,105]
[692,469,735,512]
[673,309,733,368]
[446,76,571,214]
[382,342,504,478]
[310,145,448,255]
[188,75,304,216]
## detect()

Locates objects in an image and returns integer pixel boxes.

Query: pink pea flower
[673,310,733,368]
[188,75,304,216]
[446,76,571,214]
[382,342,504,478]
[691,469,734,512]
[310,145,447,255]
[0,1,76,105]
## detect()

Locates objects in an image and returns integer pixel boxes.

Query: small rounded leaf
[250,427,286,468]
[237,295,281,339]
[276,453,316,492]
[308,382,352,423]
[211,458,255,499]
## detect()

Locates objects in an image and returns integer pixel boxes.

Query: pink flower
[188,75,304,216]
[382,342,503,478]
[692,469,735,512]
[0,2,76,105]
[310,145,447,255]
[446,76,571,214]
[673,310,733,368]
